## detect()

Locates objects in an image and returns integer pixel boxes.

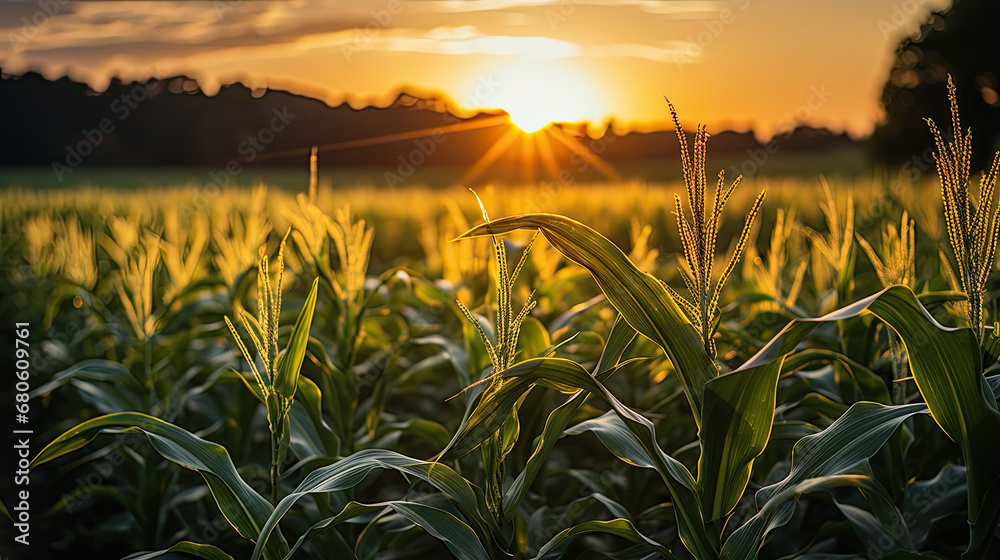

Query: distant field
[1,165,942,282]
[0,144,870,191]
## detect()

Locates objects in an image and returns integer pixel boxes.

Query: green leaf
[389,502,490,560]
[455,213,718,427]
[503,316,638,520]
[782,348,890,405]
[367,418,452,451]
[122,541,234,560]
[564,411,654,468]
[273,278,319,401]
[699,284,1000,548]
[30,412,287,560]
[721,402,929,560]
[31,359,145,413]
[866,287,1000,559]
[445,356,714,559]
[905,464,967,549]
[517,315,552,360]
[282,500,384,559]
[699,359,783,522]
[288,375,340,460]
[306,337,358,452]
[251,449,498,560]
[532,518,679,560]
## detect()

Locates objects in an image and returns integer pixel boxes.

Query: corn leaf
[455,213,718,427]
[444,356,715,559]
[123,541,235,560]
[30,412,288,560]
[698,284,1000,549]
[251,449,499,560]
[389,502,490,560]
[532,518,679,560]
[502,316,638,520]
[720,402,928,560]
[273,277,319,400]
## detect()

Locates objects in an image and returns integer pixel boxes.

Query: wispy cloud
[380,26,581,58]
[423,0,723,15]
[586,41,694,63]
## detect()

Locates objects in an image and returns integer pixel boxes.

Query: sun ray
[519,133,537,185]
[547,126,623,182]
[535,129,561,180]
[254,114,510,162]
[457,127,522,187]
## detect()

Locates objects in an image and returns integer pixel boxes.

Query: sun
[507,103,551,134]
[465,60,605,133]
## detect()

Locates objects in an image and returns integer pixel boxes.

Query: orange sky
[0,0,951,138]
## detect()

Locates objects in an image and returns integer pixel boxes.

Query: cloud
[422,0,724,15]
[586,41,694,63]
[379,26,580,58]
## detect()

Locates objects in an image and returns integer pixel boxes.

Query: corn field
[6,83,1000,560]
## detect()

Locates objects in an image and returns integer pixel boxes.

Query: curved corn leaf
[389,502,490,560]
[905,464,967,549]
[444,356,715,559]
[867,288,1000,559]
[305,337,358,453]
[503,316,638,521]
[532,518,679,560]
[782,348,890,405]
[282,500,383,559]
[698,284,1000,548]
[564,411,654,468]
[699,359,783,522]
[724,455,916,560]
[288,375,340,460]
[720,402,928,560]
[295,498,491,560]
[31,359,146,413]
[455,213,718,427]
[30,412,288,560]
[251,449,498,560]
[439,357,644,461]
[122,541,234,560]
[829,462,915,556]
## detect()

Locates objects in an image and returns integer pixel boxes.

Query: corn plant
[857,211,916,404]
[30,230,320,560]
[926,75,1000,343]
[225,231,320,503]
[742,207,807,314]
[665,100,765,363]
[455,195,539,522]
[800,177,856,313]
[284,193,379,455]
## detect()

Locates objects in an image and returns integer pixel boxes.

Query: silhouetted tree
[871,0,1000,169]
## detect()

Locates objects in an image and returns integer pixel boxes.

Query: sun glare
[465,61,605,133]
[508,105,551,133]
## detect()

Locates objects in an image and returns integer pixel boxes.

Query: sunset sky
[0,0,951,138]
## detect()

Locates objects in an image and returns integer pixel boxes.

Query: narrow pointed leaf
[273,277,319,400]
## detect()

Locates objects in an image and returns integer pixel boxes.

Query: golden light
[463,60,606,134]
[508,105,550,133]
